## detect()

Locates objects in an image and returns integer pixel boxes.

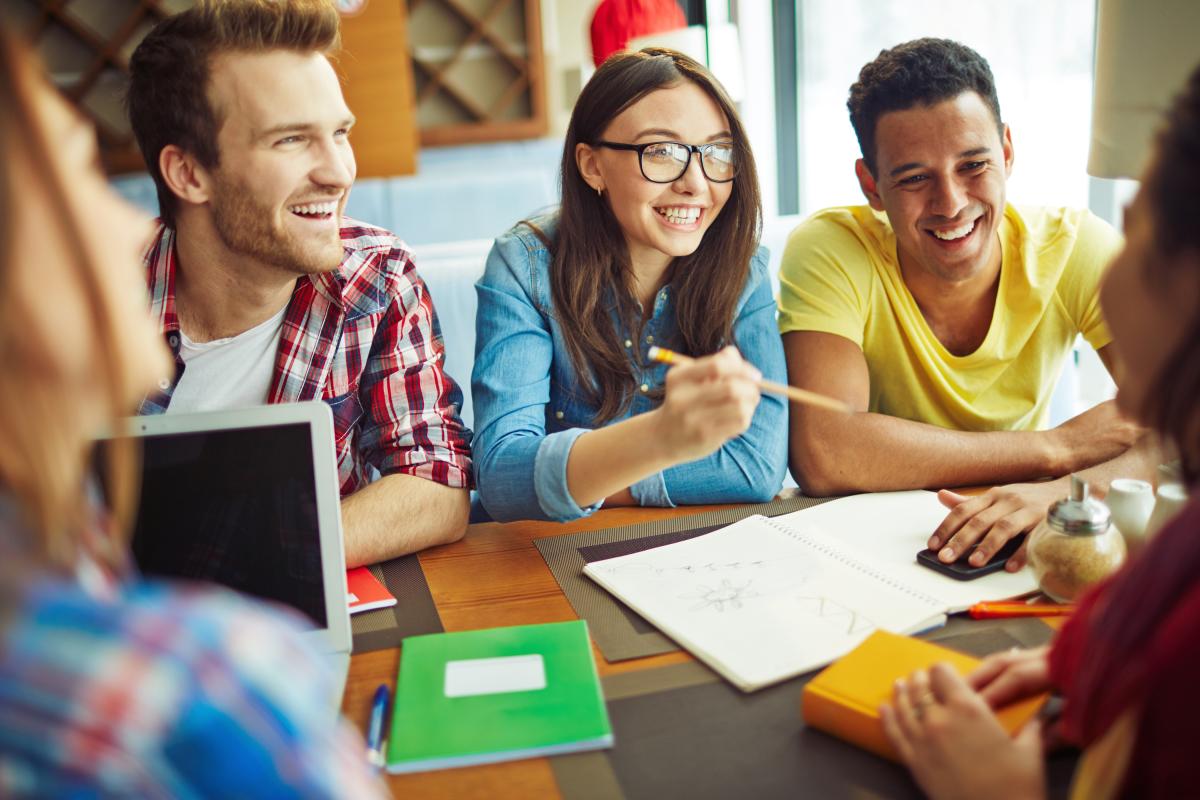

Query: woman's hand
[968,646,1052,709]
[880,663,1046,800]
[656,346,761,462]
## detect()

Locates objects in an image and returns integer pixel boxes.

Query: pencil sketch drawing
[681,578,759,612]
[795,595,876,635]
[595,555,804,578]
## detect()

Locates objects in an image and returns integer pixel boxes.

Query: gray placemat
[553,619,1074,800]
[534,495,833,662]
[350,554,443,653]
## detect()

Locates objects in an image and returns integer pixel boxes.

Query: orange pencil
[647,346,852,414]
[968,601,1073,620]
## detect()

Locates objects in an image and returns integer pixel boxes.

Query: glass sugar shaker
[1026,475,1127,602]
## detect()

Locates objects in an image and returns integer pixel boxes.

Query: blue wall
[111,137,565,246]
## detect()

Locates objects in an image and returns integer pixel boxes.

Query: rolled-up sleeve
[471,233,603,522]
[357,251,473,489]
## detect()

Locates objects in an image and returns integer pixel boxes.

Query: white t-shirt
[167,305,287,414]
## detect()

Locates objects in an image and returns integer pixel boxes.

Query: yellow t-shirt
[777,204,1122,431]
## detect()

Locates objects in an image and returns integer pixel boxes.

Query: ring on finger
[912,691,936,720]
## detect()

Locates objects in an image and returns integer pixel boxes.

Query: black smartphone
[915,533,1027,581]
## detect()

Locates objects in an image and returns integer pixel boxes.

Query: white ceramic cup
[1145,483,1190,540]
[1105,478,1155,550]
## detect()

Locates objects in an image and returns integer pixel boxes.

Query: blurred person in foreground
[0,28,387,798]
[881,64,1200,800]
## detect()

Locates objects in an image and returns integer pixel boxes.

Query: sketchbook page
[771,491,1038,612]
[582,515,945,692]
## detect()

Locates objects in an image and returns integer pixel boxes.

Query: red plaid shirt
[138,219,472,494]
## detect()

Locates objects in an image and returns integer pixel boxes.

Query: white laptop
[105,402,352,708]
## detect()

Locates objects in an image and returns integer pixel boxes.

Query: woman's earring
[595,186,603,197]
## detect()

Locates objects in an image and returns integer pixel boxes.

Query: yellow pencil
[647,346,852,414]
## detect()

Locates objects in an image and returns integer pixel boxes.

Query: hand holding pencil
[649,346,767,463]
[649,346,852,414]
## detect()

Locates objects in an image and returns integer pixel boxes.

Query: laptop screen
[123,423,328,628]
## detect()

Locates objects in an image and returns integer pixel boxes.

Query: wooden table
[340,500,1060,798]
[340,503,743,798]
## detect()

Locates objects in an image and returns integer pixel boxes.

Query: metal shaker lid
[1046,475,1111,535]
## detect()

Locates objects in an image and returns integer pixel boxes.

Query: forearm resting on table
[567,410,676,509]
[1074,431,1161,494]
[791,411,1066,496]
[341,473,470,567]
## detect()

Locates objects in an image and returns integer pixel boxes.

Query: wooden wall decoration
[16,0,183,175]
[407,0,548,146]
[16,0,418,178]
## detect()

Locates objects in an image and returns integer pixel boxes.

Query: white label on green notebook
[443,654,547,698]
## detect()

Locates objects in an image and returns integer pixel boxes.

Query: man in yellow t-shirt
[778,38,1157,572]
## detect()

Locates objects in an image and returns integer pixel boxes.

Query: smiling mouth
[655,205,702,226]
[288,200,339,220]
[927,218,977,242]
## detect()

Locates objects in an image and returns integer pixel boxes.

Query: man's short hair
[127,0,341,227]
[847,38,1003,176]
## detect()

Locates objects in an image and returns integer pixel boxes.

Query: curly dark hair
[1140,64,1200,486]
[848,38,1003,176]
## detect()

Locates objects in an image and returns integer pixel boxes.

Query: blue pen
[366,683,389,769]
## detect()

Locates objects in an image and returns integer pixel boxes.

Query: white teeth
[290,201,338,216]
[657,206,701,224]
[932,220,975,240]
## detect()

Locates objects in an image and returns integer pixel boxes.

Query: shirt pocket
[324,391,364,445]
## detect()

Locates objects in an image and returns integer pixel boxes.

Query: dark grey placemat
[534,496,833,662]
[350,554,443,653]
[553,619,1074,800]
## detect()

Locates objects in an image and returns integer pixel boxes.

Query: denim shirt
[471,213,788,522]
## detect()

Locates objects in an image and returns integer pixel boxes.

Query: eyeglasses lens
[702,146,735,181]
[640,143,735,182]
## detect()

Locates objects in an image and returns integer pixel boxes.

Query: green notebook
[386,620,613,773]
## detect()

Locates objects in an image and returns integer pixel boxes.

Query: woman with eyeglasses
[471,48,787,522]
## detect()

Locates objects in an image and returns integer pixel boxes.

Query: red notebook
[346,566,397,615]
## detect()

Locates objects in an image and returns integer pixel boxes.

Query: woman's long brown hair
[546,48,762,424]
[0,30,138,570]
[1140,66,1200,487]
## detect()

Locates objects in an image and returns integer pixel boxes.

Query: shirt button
[167,334,179,348]
[158,378,171,391]
[646,335,654,344]
[624,339,633,348]
[640,383,650,393]
[555,410,564,420]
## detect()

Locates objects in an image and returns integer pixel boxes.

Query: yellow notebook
[801,631,1047,762]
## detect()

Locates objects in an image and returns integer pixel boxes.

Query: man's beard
[209,173,344,276]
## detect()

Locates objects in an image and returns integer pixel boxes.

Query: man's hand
[880,663,1046,800]
[1049,400,1143,474]
[927,481,1067,570]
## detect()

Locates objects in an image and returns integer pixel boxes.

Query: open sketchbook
[583,491,1037,692]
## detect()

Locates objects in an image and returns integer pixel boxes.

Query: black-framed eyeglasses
[594,140,737,183]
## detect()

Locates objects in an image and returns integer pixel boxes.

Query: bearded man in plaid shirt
[126,1,472,567]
